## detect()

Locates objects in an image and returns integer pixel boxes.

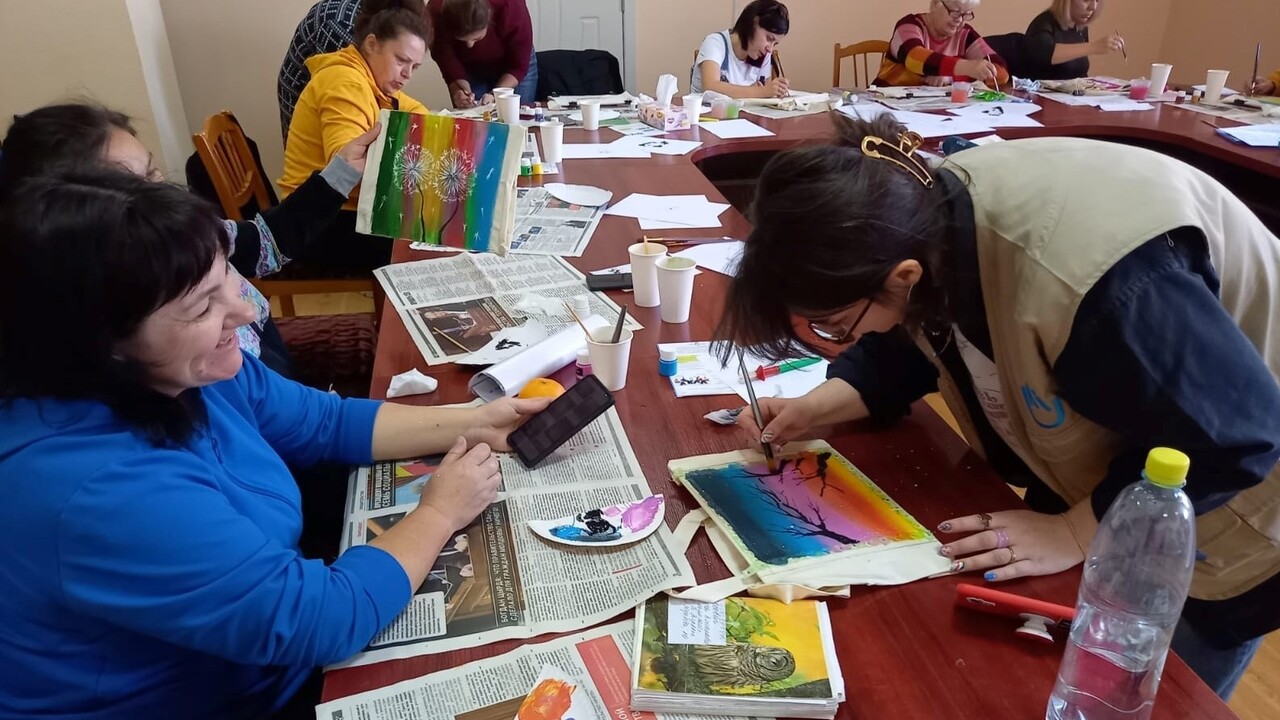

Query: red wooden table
[322,97,1274,718]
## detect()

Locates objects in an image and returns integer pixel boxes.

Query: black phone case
[586,273,633,291]
[507,375,615,468]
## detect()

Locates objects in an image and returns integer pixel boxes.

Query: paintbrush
[737,348,778,473]
[431,326,471,353]
[1117,30,1127,61]
[642,235,658,255]
[564,301,593,336]
[655,236,737,248]
[1249,42,1261,96]
[611,305,629,344]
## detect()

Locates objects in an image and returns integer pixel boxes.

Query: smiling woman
[875,0,1010,87]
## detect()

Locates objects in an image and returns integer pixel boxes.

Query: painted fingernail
[984,571,997,582]
[938,522,952,532]
[938,546,951,556]
[951,560,965,573]
[760,432,774,443]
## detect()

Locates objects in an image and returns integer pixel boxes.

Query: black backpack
[535,49,624,100]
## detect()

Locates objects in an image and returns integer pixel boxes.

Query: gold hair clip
[860,132,934,188]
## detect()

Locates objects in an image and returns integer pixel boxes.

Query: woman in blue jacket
[0,171,548,718]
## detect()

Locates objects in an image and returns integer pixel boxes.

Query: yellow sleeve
[315,80,379,163]
[399,93,429,114]
[1270,69,1280,96]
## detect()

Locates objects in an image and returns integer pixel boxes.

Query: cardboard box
[638,103,690,132]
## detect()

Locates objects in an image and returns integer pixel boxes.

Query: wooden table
[322,96,1271,719]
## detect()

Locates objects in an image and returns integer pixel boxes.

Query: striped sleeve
[889,15,959,78]
[961,28,1011,85]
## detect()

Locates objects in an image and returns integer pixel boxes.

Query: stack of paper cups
[540,120,564,165]
[1149,63,1173,97]
[655,256,698,324]
[1204,69,1230,104]
[586,327,633,391]
[628,242,667,307]
[497,94,522,125]
[580,100,602,131]
[683,93,704,126]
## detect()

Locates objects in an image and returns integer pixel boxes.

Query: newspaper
[510,187,606,257]
[331,407,696,668]
[316,621,759,720]
[375,253,641,366]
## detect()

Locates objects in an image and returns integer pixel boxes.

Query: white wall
[125,0,190,175]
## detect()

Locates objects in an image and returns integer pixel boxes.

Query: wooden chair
[191,110,374,317]
[833,40,890,88]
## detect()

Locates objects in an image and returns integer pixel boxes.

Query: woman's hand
[417,437,502,531]
[765,76,790,98]
[465,397,552,451]
[936,508,1088,582]
[333,123,381,175]
[1253,77,1277,96]
[957,59,998,84]
[1092,32,1125,56]
[451,81,477,109]
[737,396,817,451]
[478,93,496,107]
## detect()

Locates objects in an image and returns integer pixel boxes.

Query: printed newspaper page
[331,408,695,668]
[510,187,606,257]
[316,621,760,720]
[375,253,641,365]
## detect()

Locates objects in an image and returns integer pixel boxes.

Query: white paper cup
[540,121,564,165]
[1204,69,1230,104]
[493,87,515,98]
[497,94,521,124]
[627,242,667,307]
[683,93,704,125]
[586,327,633,391]
[580,100,601,131]
[655,256,697,324]
[1150,63,1173,96]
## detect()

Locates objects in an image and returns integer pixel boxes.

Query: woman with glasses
[716,111,1280,700]
[875,0,1008,87]
[1023,0,1124,80]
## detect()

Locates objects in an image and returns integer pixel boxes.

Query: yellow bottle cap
[1144,447,1190,488]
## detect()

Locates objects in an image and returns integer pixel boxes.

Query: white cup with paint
[628,242,667,307]
[656,256,698,324]
[586,327,633,391]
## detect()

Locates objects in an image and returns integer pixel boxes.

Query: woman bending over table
[428,0,538,108]
[875,0,1008,87]
[718,111,1280,700]
[1023,0,1124,80]
[0,171,548,718]
[691,0,791,99]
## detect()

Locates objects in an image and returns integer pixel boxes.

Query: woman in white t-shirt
[691,0,790,99]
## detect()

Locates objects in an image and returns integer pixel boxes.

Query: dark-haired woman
[718,112,1280,699]
[0,171,547,718]
[277,0,431,141]
[281,1,430,272]
[0,102,377,379]
[428,0,537,108]
[691,0,790,99]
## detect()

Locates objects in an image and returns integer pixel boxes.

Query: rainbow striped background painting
[356,109,523,255]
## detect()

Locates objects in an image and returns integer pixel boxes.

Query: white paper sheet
[604,194,729,228]
[1217,123,1280,147]
[543,182,612,207]
[1098,101,1155,112]
[609,135,703,156]
[560,143,652,160]
[638,207,728,230]
[607,121,666,137]
[887,111,996,138]
[949,102,1042,118]
[666,241,743,276]
[698,119,775,138]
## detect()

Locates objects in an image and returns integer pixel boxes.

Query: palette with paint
[529,495,665,547]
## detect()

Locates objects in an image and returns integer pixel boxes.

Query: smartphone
[586,273,633,291]
[507,375,615,468]
[954,583,1076,629]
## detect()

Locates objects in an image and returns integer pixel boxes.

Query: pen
[738,348,778,473]
[755,357,822,381]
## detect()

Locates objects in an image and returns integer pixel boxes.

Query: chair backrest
[833,40,891,88]
[983,33,1026,78]
[535,50,623,100]
[192,110,274,222]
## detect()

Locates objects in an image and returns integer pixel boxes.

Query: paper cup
[498,94,521,124]
[1204,69,1230,104]
[540,121,564,165]
[586,327,633,391]
[493,87,515,98]
[656,256,697,324]
[580,100,601,131]
[683,93,704,125]
[627,242,667,307]
[1149,63,1173,96]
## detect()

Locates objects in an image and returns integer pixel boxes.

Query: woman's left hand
[936,509,1086,582]
[465,397,553,451]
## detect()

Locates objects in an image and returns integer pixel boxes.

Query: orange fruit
[517,378,566,399]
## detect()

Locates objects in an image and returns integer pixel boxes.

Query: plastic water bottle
[1046,448,1197,720]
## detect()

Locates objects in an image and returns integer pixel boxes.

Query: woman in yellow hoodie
[1252,69,1280,96]
[280,0,430,272]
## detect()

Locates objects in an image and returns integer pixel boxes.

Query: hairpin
[860,132,934,188]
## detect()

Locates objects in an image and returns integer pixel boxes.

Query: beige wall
[1158,0,1280,88]
[0,0,175,174]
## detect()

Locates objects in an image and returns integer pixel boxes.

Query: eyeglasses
[808,300,873,344]
[938,0,975,21]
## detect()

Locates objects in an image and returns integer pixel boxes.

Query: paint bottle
[520,158,532,176]
[533,105,545,122]
[571,295,591,319]
[658,348,678,377]
[575,349,592,379]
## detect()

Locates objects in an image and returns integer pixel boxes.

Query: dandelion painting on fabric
[357,109,524,255]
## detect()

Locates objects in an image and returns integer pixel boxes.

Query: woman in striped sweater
[875,0,1009,87]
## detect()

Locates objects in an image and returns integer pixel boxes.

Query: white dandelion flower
[393,145,430,193]
[428,148,477,202]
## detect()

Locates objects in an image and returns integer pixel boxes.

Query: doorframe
[623,0,637,92]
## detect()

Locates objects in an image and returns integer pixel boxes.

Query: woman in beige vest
[717,112,1280,699]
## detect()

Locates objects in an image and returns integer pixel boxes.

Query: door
[526,0,628,83]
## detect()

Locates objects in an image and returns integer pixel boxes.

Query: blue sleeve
[57,452,411,666]
[235,352,381,467]
[826,328,939,422]
[1054,234,1280,518]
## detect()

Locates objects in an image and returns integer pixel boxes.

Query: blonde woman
[1024,0,1125,80]
[875,0,1009,87]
